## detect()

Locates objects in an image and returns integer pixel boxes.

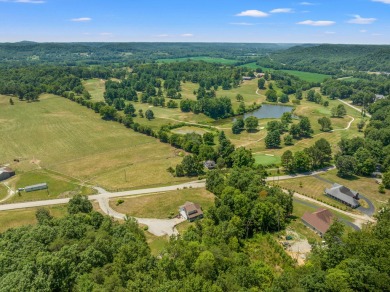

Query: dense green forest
[258,44,390,74]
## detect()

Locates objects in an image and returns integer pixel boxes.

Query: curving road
[0,168,376,235]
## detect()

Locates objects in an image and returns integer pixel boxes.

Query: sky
[0,0,389,44]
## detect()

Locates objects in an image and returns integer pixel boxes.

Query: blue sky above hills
[0,0,389,43]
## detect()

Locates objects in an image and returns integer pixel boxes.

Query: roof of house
[180,201,203,219]
[325,184,359,207]
[301,209,333,234]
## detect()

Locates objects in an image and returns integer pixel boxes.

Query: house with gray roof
[325,183,360,208]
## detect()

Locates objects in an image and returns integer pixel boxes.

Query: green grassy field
[109,188,215,219]
[254,154,281,166]
[280,70,330,83]
[4,169,94,204]
[157,57,238,65]
[0,94,188,192]
[0,205,67,233]
[82,78,106,101]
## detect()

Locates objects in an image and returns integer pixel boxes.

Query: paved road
[0,180,206,212]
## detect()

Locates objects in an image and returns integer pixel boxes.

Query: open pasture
[0,94,187,191]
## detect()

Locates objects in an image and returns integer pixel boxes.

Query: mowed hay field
[110,188,215,219]
[0,94,187,191]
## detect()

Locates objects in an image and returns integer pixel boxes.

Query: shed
[24,183,48,192]
[179,201,204,222]
[301,209,333,237]
[325,183,360,208]
[0,167,15,181]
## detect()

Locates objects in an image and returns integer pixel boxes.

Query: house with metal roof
[301,209,333,237]
[325,183,360,208]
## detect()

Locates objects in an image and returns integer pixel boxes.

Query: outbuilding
[0,167,15,181]
[24,183,48,192]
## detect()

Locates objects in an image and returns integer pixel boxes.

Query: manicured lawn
[254,154,281,166]
[157,57,238,65]
[0,205,67,233]
[0,94,187,191]
[109,188,215,219]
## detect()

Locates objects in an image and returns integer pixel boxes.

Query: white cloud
[70,17,92,22]
[181,34,194,37]
[270,8,293,14]
[300,2,315,5]
[324,31,336,34]
[347,15,376,24]
[156,34,170,37]
[297,20,335,26]
[230,22,255,26]
[0,0,45,3]
[236,10,268,17]
[360,29,367,33]
[372,0,390,4]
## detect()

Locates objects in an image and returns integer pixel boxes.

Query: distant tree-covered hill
[0,42,293,66]
[258,44,390,74]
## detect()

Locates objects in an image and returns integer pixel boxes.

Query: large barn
[0,167,15,181]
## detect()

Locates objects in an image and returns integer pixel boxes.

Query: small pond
[244,104,294,119]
